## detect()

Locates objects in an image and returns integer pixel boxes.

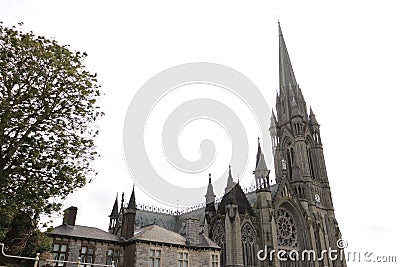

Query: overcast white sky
[2,1,400,266]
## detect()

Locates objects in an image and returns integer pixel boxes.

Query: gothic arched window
[286,146,295,180]
[276,208,298,248]
[307,146,316,179]
[241,223,256,266]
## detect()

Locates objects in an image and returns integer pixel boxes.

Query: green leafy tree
[0,22,103,254]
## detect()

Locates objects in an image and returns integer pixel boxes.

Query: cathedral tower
[268,22,346,267]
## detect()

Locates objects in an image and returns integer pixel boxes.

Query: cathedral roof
[135,209,177,231]
[217,183,255,216]
[134,184,279,234]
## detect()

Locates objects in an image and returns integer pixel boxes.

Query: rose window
[277,208,298,248]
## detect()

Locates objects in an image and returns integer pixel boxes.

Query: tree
[0,22,103,253]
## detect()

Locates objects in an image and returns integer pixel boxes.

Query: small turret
[127,185,136,210]
[121,184,136,240]
[205,173,216,204]
[309,107,319,125]
[309,107,322,144]
[254,139,271,192]
[225,165,235,193]
[108,194,119,231]
[270,110,279,148]
[205,174,216,225]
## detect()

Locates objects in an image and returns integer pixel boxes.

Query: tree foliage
[0,22,103,251]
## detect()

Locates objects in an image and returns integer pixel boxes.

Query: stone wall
[50,237,122,267]
[135,242,220,267]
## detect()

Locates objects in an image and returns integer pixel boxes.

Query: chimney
[63,206,77,226]
[185,217,200,245]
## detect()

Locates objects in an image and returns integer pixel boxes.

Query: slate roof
[133,224,219,249]
[48,224,122,242]
[173,207,205,234]
[135,210,177,231]
[133,224,186,245]
[135,186,279,234]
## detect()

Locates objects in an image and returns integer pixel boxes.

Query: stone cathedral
[48,24,346,267]
[200,23,346,267]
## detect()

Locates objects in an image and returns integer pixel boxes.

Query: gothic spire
[279,22,297,90]
[110,194,119,218]
[256,137,262,166]
[120,192,125,212]
[309,106,319,125]
[205,173,216,204]
[271,109,277,125]
[254,140,270,191]
[225,165,235,193]
[290,96,301,117]
[256,148,268,171]
[127,184,136,210]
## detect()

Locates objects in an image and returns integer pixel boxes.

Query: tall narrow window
[177,251,189,267]
[315,228,322,258]
[307,147,315,179]
[211,254,219,267]
[286,149,291,179]
[286,147,294,180]
[242,223,256,266]
[149,249,161,267]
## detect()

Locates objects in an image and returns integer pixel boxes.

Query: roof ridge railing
[135,185,259,216]
[135,186,259,216]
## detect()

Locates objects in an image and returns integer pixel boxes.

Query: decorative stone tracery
[212,223,226,265]
[241,222,256,266]
[276,208,298,248]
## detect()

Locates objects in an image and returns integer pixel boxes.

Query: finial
[208,173,211,183]
[258,137,260,144]
[121,192,125,210]
[229,165,231,172]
